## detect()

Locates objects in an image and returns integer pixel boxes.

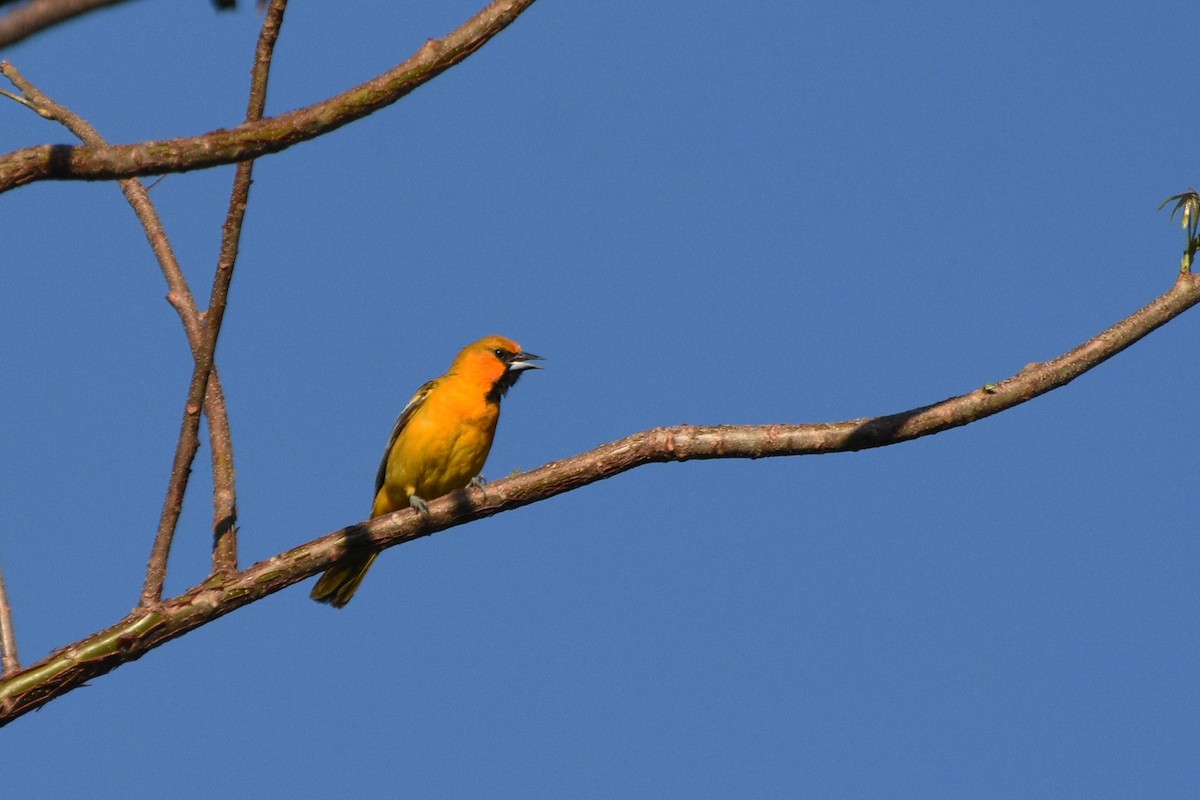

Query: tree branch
[0,0,130,49]
[0,558,19,678]
[3,270,1197,726]
[0,61,247,598]
[0,0,539,194]
[206,0,286,575]
[141,0,288,603]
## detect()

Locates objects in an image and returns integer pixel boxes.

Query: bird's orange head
[451,335,543,401]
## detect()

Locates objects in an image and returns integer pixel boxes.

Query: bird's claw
[409,495,431,522]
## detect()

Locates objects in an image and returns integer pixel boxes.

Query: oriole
[311,335,542,608]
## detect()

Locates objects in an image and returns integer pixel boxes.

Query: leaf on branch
[1159,189,1200,274]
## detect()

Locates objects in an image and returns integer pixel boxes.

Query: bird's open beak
[508,351,543,372]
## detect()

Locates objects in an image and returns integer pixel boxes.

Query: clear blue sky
[2,2,1197,797]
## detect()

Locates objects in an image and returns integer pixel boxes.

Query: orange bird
[311,335,542,608]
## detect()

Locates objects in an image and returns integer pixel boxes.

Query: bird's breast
[386,387,500,503]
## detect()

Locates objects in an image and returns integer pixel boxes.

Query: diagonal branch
[207,0,288,574]
[2,269,1198,726]
[0,0,128,49]
[0,0,539,194]
[0,61,245,594]
[140,0,288,603]
[138,207,238,602]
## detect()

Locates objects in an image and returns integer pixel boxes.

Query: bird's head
[453,335,543,400]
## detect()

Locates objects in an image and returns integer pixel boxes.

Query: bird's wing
[374,379,437,497]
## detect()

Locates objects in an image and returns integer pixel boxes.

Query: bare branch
[140,328,215,599]
[0,0,539,194]
[0,61,245,598]
[3,270,1197,725]
[0,559,19,677]
[142,0,289,603]
[0,0,130,49]
[208,0,287,574]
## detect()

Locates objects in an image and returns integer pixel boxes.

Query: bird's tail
[310,551,378,608]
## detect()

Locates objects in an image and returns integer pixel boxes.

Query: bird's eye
[493,348,508,359]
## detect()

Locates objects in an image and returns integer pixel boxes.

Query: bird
[310,335,542,608]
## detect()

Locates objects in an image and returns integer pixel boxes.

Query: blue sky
[2,2,1198,797]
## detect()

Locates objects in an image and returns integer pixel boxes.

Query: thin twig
[0,61,244,596]
[144,0,286,594]
[140,284,219,601]
[2,269,1198,725]
[208,0,288,573]
[0,86,30,106]
[0,559,19,676]
[0,0,540,194]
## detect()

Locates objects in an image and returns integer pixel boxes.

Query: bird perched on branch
[311,334,542,608]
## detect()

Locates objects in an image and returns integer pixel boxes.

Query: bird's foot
[409,495,431,522]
